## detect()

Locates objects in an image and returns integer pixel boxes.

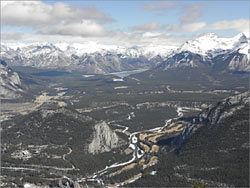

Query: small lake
[108,69,147,78]
[32,71,70,76]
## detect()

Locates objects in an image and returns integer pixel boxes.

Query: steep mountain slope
[174,91,249,146]
[0,60,23,99]
[156,51,211,69]
[131,91,249,187]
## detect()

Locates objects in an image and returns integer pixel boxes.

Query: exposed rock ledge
[88,121,126,154]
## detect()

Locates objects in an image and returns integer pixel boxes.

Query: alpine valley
[0,32,249,188]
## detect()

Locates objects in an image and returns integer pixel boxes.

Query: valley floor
[1,68,249,187]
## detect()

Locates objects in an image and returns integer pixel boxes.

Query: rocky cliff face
[228,52,249,72]
[144,91,249,188]
[0,60,23,99]
[174,91,250,147]
[197,90,250,125]
[88,121,126,154]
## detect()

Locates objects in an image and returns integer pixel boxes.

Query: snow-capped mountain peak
[233,32,247,41]
[178,32,248,58]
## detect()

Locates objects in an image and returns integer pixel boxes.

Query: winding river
[76,107,187,186]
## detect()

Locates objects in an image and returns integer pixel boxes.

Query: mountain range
[1,43,169,74]
[1,33,249,73]
[156,33,249,71]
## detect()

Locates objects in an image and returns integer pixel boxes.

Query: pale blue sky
[42,1,249,33]
[1,1,249,45]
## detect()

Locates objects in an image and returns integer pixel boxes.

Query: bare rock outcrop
[88,121,126,154]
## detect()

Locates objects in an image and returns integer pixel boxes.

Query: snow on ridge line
[177,32,249,58]
[1,42,176,58]
[1,32,248,58]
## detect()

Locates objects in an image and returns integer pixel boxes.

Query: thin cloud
[1,30,186,48]
[1,1,115,26]
[169,22,206,32]
[1,31,25,41]
[168,19,249,35]
[207,19,249,34]
[39,20,107,37]
[180,4,204,24]
[1,1,114,38]
[142,2,176,12]
[131,21,167,32]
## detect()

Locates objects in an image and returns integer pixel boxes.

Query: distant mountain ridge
[1,43,169,74]
[1,33,249,73]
